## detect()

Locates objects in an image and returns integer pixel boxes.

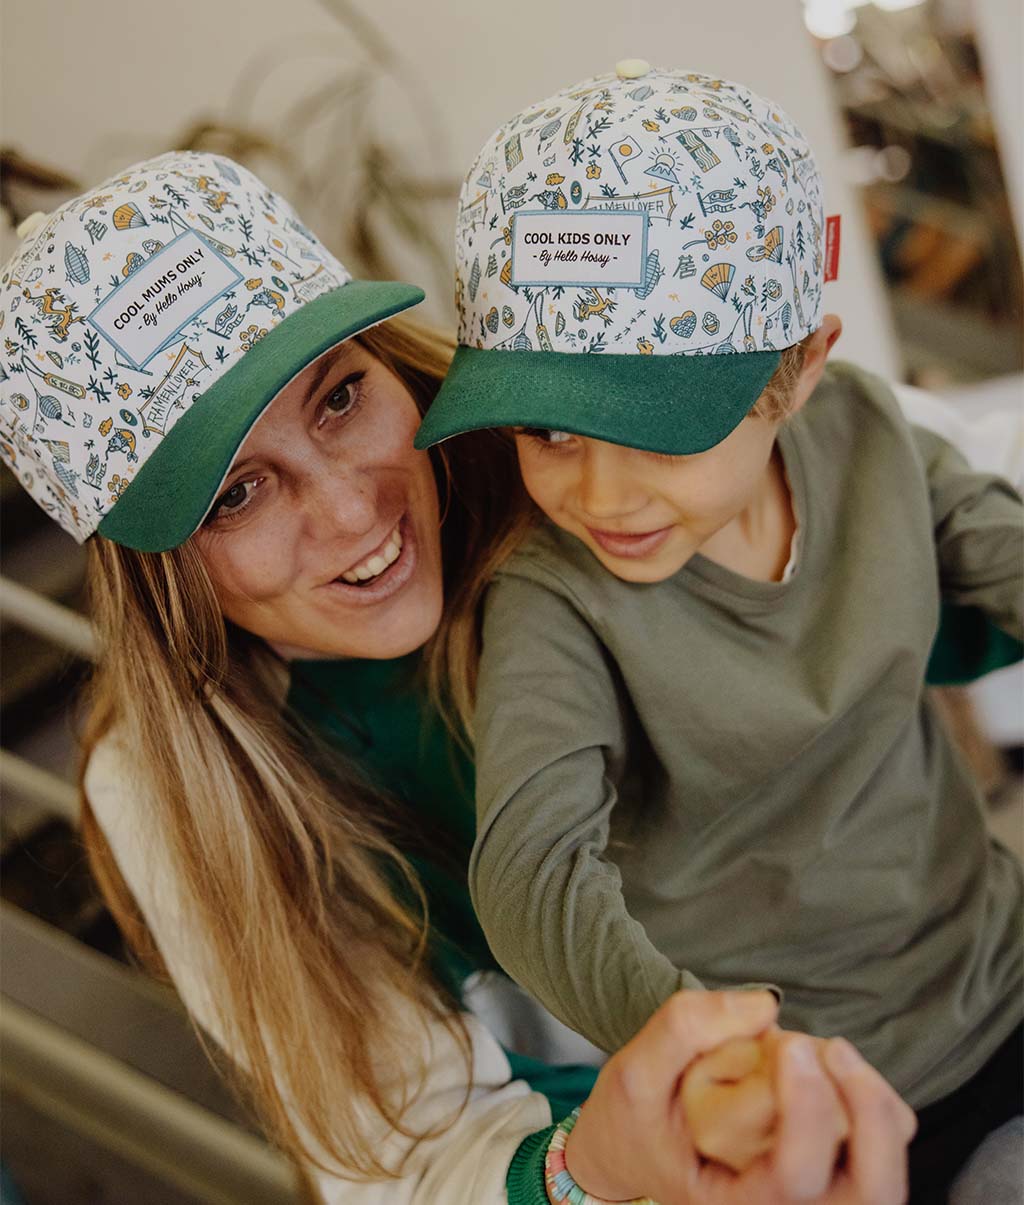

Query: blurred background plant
[3,0,460,313]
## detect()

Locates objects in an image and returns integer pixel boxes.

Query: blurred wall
[1,0,898,376]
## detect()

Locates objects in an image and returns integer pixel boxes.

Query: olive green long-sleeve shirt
[470,361,1023,1109]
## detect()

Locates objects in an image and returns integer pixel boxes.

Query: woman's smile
[321,512,418,604]
[332,518,404,585]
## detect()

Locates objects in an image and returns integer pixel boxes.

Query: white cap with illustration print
[0,151,423,551]
[416,61,825,455]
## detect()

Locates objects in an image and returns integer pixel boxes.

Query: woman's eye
[207,478,259,523]
[318,373,364,426]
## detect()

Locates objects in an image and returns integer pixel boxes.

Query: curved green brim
[414,344,782,455]
[99,281,424,552]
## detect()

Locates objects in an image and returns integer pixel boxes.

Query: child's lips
[586,524,674,559]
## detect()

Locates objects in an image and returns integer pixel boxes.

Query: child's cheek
[518,453,565,519]
[672,466,746,531]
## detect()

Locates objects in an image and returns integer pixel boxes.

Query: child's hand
[680,1033,777,1172]
[563,992,914,1205]
[680,1029,851,1174]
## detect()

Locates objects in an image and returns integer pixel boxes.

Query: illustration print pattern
[0,152,349,541]
[454,68,824,360]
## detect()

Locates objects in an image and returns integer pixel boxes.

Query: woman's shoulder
[82,727,174,906]
[83,727,142,830]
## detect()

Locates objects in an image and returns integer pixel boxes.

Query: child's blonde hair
[751,335,813,422]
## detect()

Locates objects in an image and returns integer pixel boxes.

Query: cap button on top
[615,58,651,80]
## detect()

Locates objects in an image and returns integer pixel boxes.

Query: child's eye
[317,372,364,428]
[518,427,575,448]
[206,477,263,523]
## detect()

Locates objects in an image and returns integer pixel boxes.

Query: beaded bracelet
[543,1107,657,1205]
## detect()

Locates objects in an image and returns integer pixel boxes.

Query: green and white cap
[416,61,823,454]
[0,151,423,551]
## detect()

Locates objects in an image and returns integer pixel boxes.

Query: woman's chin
[314,520,442,657]
[291,573,442,661]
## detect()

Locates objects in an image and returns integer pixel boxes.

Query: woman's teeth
[339,524,403,584]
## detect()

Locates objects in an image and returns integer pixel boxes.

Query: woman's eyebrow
[302,349,350,408]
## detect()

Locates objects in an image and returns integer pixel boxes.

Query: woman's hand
[564,991,916,1205]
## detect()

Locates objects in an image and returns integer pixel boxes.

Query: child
[416,62,1024,1200]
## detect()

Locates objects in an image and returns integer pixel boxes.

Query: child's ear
[789,315,843,414]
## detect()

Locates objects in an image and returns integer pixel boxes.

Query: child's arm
[470,569,711,1054]
[913,423,1024,641]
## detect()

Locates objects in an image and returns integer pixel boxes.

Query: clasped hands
[565,991,916,1205]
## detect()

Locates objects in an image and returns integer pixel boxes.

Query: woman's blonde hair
[79,318,523,1180]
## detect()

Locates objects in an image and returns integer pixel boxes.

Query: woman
[2,153,914,1204]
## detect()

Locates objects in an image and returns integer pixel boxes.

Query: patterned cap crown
[0,152,351,541]
[453,66,824,360]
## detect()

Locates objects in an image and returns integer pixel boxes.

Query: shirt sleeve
[83,733,558,1205]
[911,423,1024,642]
[893,381,1024,492]
[470,570,703,1056]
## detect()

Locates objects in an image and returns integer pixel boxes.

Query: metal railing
[0,575,306,1203]
[2,998,301,1205]
[0,573,94,820]
[0,748,78,824]
[0,574,97,662]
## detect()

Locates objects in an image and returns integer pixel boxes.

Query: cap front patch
[510,211,648,288]
[89,230,243,369]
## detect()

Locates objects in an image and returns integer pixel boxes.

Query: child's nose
[577,446,647,519]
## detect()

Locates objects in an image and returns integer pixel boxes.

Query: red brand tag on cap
[824,214,841,282]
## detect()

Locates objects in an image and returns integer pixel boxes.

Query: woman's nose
[576,444,647,520]
[299,457,379,541]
